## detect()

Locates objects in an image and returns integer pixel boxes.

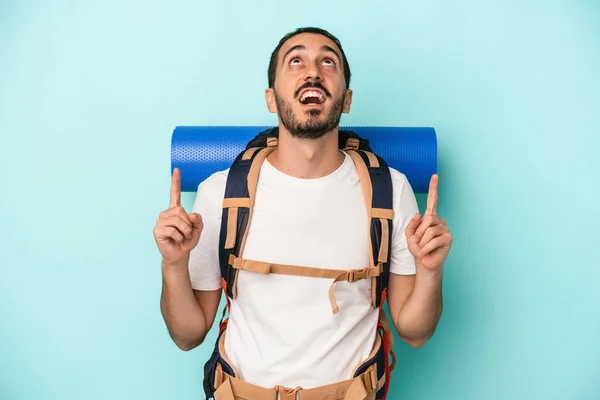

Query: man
[154,27,452,399]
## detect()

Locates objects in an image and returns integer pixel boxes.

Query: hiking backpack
[203,127,397,399]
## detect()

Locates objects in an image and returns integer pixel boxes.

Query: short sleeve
[388,169,419,275]
[187,170,228,291]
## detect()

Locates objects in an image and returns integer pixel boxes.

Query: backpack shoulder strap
[218,135,278,299]
[345,137,397,394]
[344,137,394,309]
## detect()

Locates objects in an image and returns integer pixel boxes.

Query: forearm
[394,264,443,347]
[160,260,208,350]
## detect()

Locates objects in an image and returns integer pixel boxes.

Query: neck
[268,126,345,179]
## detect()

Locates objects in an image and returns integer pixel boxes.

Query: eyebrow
[281,44,342,66]
[282,45,305,65]
[320,45,342,63]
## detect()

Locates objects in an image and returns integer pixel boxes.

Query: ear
[342,89,353,113]
[265,88,278,113]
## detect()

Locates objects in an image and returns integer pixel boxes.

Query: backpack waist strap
[214,371,376,400]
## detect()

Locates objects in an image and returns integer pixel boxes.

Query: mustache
[294,82,332,99]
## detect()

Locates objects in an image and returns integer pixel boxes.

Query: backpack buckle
[347,268,367,282]
[361,364,377,392]
[344,137,360,151]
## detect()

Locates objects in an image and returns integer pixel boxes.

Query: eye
[290,57,302,66]
[322,58,336,67]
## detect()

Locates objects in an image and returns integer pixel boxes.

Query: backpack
[204,126,397,399]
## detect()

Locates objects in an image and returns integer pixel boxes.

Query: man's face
[266,33,352,139]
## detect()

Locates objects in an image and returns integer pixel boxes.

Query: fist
[153,168,204,267]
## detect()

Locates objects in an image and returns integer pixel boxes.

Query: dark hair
[267,27,351,89]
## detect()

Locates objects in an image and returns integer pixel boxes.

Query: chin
[305,109,323,118]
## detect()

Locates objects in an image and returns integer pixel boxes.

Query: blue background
[1,1,599,399]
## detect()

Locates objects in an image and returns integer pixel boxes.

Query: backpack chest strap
[229,255,383,314]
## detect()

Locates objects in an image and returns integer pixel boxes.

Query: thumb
[189,213,204,232]
[405,213,421,242]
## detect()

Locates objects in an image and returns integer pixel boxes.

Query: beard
[274,90,345,140]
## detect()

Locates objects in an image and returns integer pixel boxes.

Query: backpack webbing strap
[346,149,394,308]
[228,255,383,314]
[219,141,277,299]
[378,311,396,371]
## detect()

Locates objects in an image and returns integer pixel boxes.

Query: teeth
[300,90,325,103]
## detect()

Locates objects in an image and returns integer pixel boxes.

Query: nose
[304,60,322,82]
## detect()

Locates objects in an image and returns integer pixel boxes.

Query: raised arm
[387,174,452,347]
[154,168,221,350]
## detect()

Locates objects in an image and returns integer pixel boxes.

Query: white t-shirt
[188,150,418,389]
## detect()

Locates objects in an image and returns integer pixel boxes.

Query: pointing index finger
[425,174,438,215]
[170,168,181,208]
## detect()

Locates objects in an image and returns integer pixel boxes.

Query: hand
[153,168,204,267]
[405,174,453,271]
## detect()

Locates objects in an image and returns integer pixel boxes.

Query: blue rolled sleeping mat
[170,126,437,193]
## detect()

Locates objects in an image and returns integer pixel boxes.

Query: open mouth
[299,90,326,105]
